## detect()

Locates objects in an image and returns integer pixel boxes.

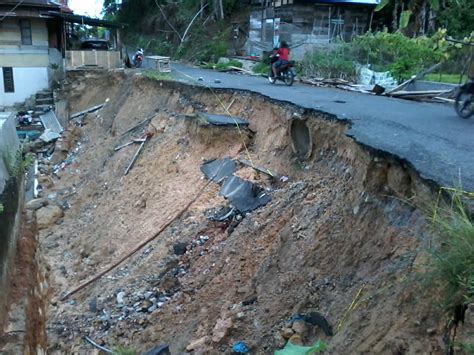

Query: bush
[428,189,474,314]
[348,31,446,81]
[252,62,270,75]
[300,30,462,82]
[300,45,357,81]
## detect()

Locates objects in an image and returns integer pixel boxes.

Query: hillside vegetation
[104,0,248,62]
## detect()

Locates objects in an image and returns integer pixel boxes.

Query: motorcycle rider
[133,47,144,66]
[271,41,290,78]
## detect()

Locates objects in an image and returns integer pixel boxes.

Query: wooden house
[248,0,379,59]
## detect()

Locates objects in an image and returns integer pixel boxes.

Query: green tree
[375,0,474,36]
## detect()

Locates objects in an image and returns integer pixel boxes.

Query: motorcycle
[454,80,474,119]
[133,48,144,68]
[444,36,474,119]
[268,52,295,86]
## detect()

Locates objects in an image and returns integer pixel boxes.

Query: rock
[26,198,48,210]
[292,320,308,336]
[38,175,54,189]
[134,197,147,209]
[304,312,333,336]
[426,328,436,335]
[288,334,304,346]
[144,291,154,300]
[211,317,233,343]
[116,291,126,304]
[36,204,63,229]
[148,305,157,313]
[186,336,210,352]
[281,328,294,339]
[140,300,153,312]
[242,295,257,306]
[159,274,179,292]
[173,242,188,256]
[217,57,230,65]
[274,332,286,348]
[143,345,170,355]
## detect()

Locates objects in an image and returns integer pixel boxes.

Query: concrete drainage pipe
[290,118,312,160]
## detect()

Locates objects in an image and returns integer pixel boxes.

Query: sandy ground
[35,70,448,354]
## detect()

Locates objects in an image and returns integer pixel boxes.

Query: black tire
[283,70,294,86]
[268,71,276,84]
[455,88,474,119]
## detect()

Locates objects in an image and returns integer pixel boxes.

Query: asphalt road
[161,63,474,192]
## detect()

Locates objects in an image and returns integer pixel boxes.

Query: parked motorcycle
[133,48,144,68]
[454,80,474,119]
[444,36,474,119]
[268,61,296,86]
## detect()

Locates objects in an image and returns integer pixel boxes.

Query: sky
[69,0,104,18]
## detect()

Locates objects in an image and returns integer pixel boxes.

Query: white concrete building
[0,0,68,107]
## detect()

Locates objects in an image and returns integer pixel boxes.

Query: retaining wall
[0,112,22,328]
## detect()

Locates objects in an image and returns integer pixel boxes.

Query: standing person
[271,41,290,78]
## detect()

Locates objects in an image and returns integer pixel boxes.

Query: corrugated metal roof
[48,11,125,28]
[40,110,63,135]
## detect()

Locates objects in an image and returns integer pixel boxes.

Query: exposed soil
[36,70,448,353]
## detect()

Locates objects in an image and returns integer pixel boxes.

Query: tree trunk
[219,0,224,19]
[392,0,400,31]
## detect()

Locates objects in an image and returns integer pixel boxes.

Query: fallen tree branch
[84,336,113,353]
[70,102,106,119]
[60,178,213,301]
[120,113,157,136]
[180,3,209,46]
[386,62,444,95]
[124,137,147,175]
[154,0,182,41]
[238,158,277,179]
[114,138,146,152]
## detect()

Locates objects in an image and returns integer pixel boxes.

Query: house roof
[48,11,125,28]
[0,0,60,7]
[303,0,380,4]
[0,0,67,18]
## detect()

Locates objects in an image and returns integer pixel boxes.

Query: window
[3,68,14,93]
[20,20,32,45]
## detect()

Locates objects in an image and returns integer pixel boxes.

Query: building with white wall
[0,0,69,107]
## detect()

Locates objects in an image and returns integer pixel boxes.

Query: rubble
[36,204,63,230]
[186,336,210,352]
[211,316,234,343]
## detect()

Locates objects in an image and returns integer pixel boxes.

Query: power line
[0,1,25,22]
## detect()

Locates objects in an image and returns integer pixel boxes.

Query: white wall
[0,67,49,106]
[0,112,20,193]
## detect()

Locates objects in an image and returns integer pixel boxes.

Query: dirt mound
[40,71,446,353]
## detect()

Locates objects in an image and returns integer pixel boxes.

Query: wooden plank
[389,89,452,97]
[124,137,147,175]
[70,103,105,119]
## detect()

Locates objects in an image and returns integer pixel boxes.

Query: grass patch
[113,346,138,355]
[300,46,356,81]
[252,62,270,75]
[424,73,466,84]
[427,189,474,315]
[143,70,172,81]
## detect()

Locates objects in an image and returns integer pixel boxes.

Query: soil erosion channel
[30,71,447,353]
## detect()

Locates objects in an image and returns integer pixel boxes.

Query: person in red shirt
[271,41,290,78]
